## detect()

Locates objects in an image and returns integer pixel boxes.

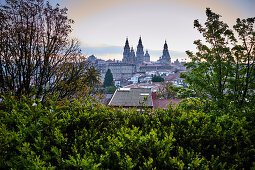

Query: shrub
[0,94,254,169]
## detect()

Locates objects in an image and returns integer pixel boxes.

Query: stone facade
[107,63,136,80]
[139,64,172,72]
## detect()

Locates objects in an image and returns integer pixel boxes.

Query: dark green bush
[0,94,254,169]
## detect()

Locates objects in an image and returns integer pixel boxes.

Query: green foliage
[104,86,117,94]
[0,93,254,169]
[83,66,101,88]
[152,75,164,82]
[103,69,114,87]
[157,82,196,99]
[183,8,255,110]
[0,0,99,100]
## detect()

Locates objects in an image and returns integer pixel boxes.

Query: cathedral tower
[136,36,144,65]
[158,40,171,64]
[122,38,130,63]
[144,50,150,62]
[130,47,136,64]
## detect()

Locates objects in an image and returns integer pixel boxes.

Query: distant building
[165,72,187,87]
[152,92,182,109]
[158,41,171,64]
[87,55,97,63]
[128,74,140,84]
[144,50,150,62]
[129,47,136,64]
[114,80,121,87]
[139,64,172,72]
[122,37,151,68]
[122,38,135,64]
[136,37,145,65]
[107,62,136,80]
[173,59,180,66]
[124,83,162,92]
[165,73,180,82]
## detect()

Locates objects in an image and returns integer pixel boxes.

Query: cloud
[64,0,245,22]
[81,45,122,55]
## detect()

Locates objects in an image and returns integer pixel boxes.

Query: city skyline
[62,0,254,61]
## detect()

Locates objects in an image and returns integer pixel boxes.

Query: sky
[1,0,255,61]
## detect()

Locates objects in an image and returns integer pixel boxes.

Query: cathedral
[122,37,171,66]
[122,37,150,65]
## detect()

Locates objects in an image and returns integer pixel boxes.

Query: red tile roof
[124,83,162,90]
[165,73,180,81]
[153,99,182,109]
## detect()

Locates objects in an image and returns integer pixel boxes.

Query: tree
[83,66,101,88]
[105,86,117,94]
[157,82,177,99]
[157,82,196,99]
[182,8,255,109]
[152,75,164,82]
[103,69,114,87]
[0,0,96,100]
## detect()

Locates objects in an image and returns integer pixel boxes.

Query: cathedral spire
[137,36,143,49]
[138,36,142,45]
[125,37,129,48]
[122,37,130,63]
[136,36,144,65]
[130,46,136,64]
[159,40,171,64]
[164,40,168,49]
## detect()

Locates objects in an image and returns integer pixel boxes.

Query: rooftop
[124,83,162,91]
[153,99,182,109]
[165,73,180,81]
[108,88,153,107]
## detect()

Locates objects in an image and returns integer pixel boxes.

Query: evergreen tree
[103,69,114,87]
[152,75,164,82]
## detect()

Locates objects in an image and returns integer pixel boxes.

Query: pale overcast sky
[1,0,255,61]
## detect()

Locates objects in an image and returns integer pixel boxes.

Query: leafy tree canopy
[157,82,196,99]
[0,0,100,100]
[182,8,255,110]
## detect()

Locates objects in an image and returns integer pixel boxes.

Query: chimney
[152,92,156,100]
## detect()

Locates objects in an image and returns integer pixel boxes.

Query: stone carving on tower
[158,40,171,64]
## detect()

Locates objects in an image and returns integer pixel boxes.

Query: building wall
[139,65,172,72]
[107,63,136,80]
